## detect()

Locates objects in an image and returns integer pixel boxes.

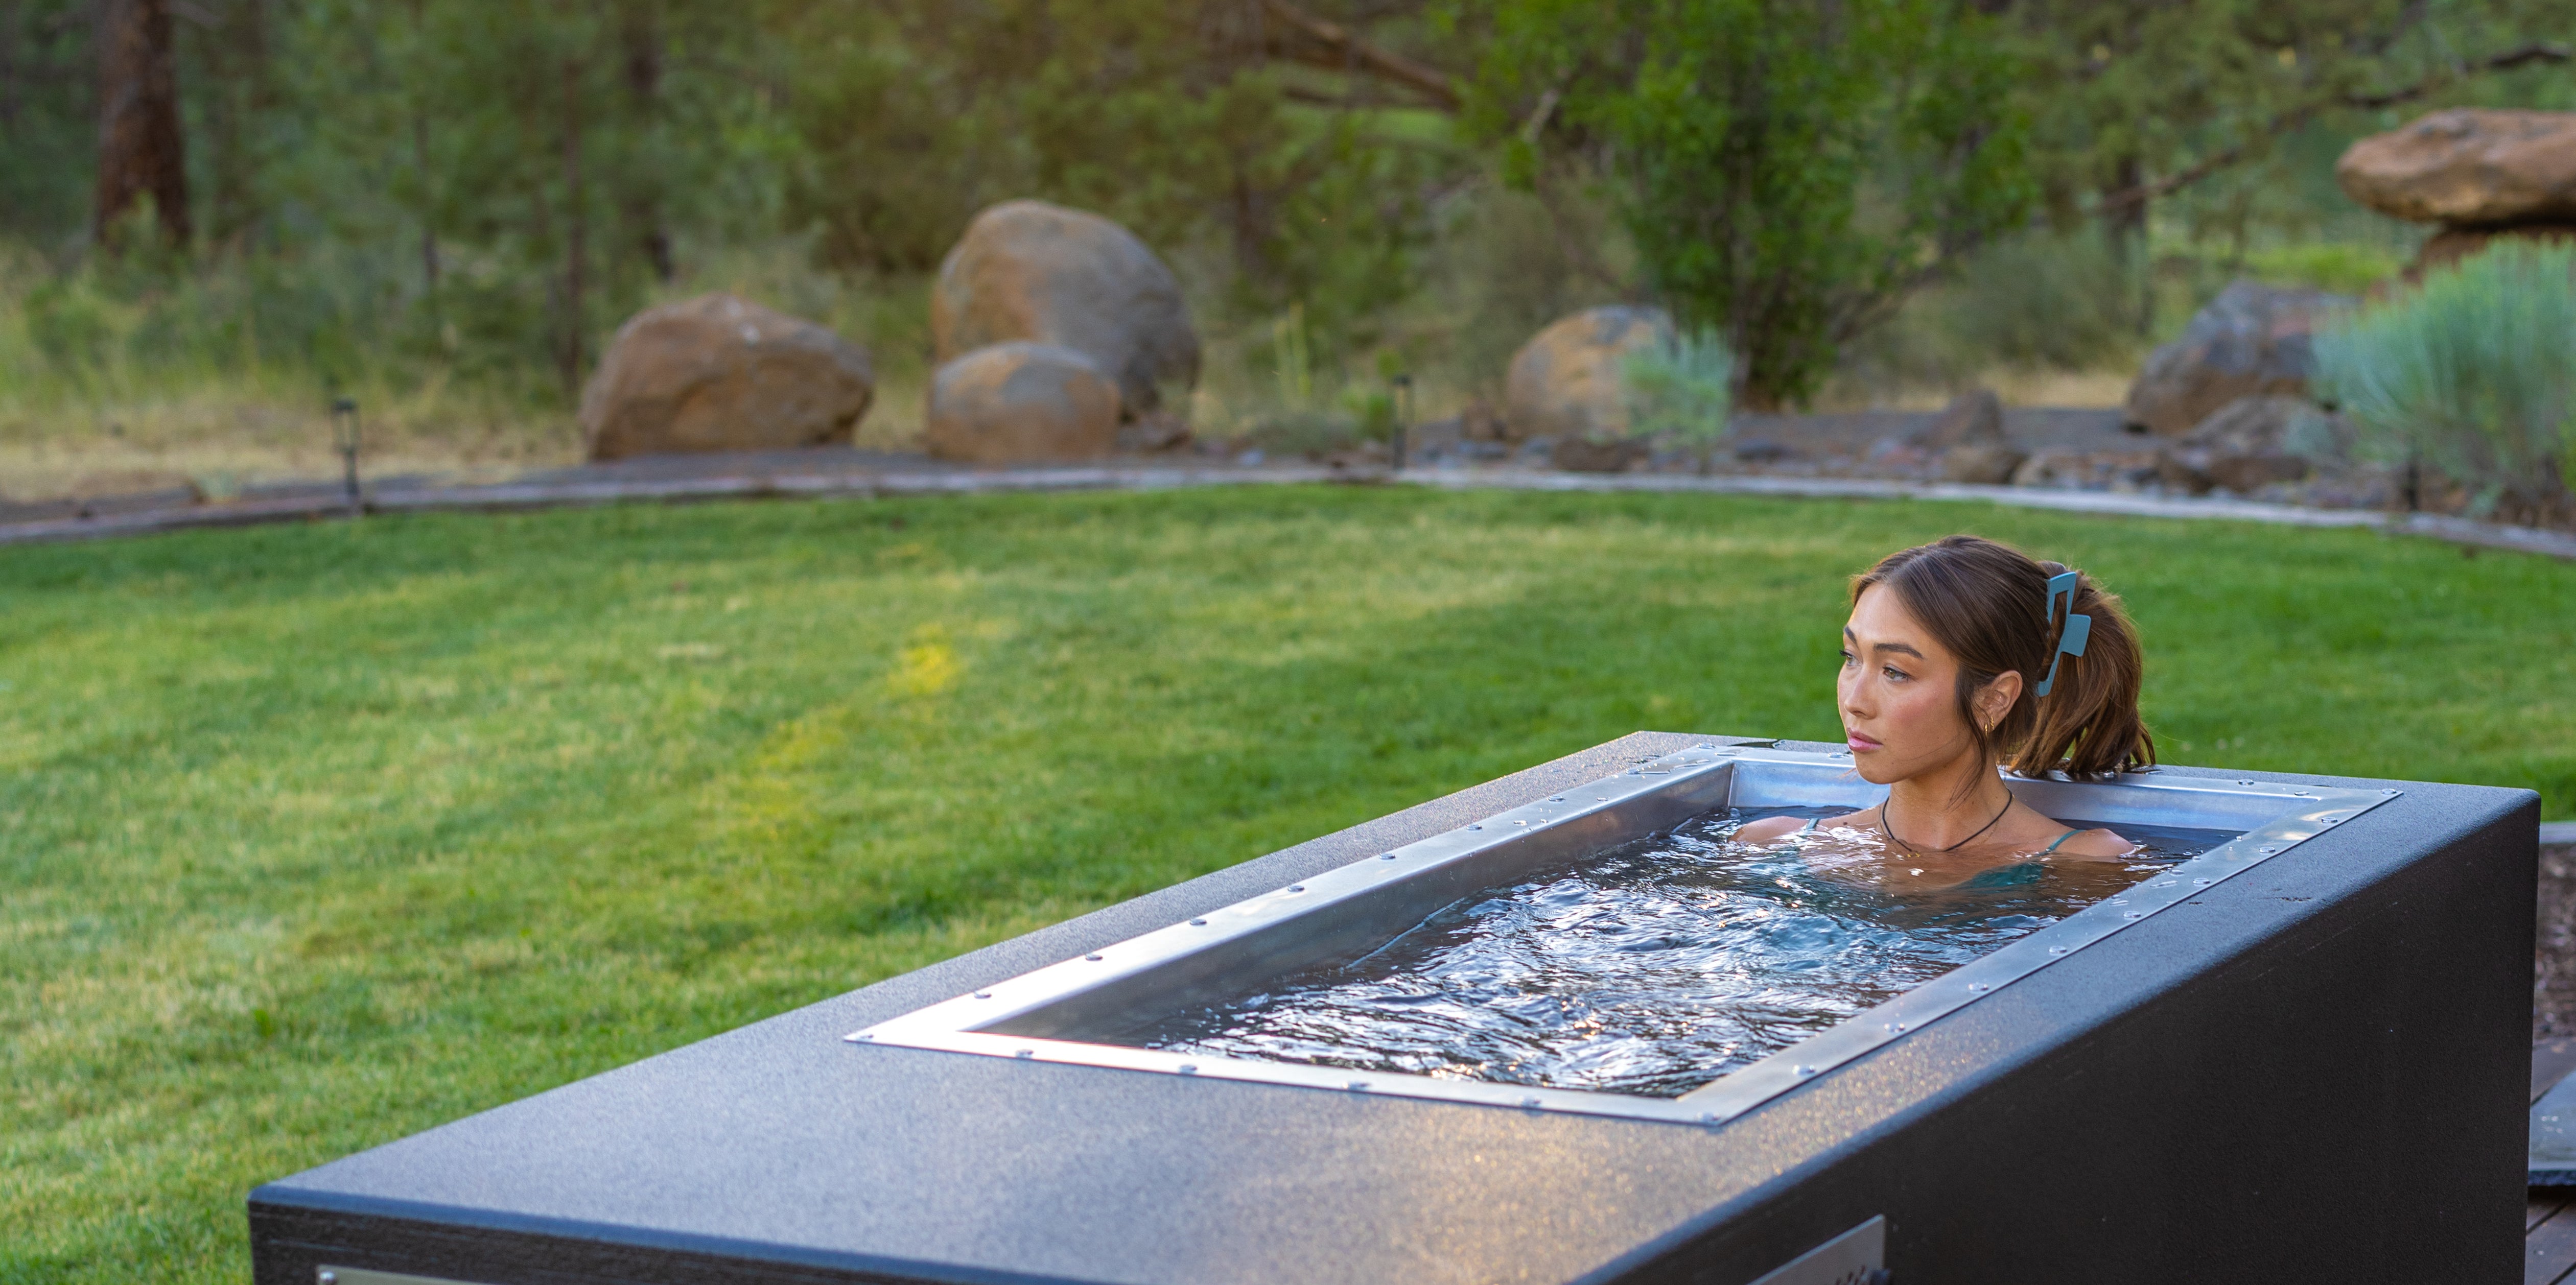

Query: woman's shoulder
[1734,815,1810,845]
[1736,813,1864,846]
[2042,826,2135,861]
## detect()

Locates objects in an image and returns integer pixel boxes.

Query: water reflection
[1134,807,2230,1097]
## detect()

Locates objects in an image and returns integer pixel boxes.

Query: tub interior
[853,746,2395,1123]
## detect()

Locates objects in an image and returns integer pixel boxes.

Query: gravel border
[1,460,2570,562]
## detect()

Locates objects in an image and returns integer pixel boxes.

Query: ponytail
[1853,536,2155,782]
[2010,563,2153,779]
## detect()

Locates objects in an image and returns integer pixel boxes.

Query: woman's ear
[1974,670,2025,732]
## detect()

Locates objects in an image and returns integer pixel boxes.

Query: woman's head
[1838,535,2152,783]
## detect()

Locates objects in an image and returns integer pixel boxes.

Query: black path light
[330,397,362,517]
[1390,372,1413,471]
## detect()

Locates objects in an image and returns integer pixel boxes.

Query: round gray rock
[580,294,873,461]
[926,342,1122,464]
[932,200,1199,417]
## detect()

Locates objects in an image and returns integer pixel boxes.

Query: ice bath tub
[249,732,2539,1285]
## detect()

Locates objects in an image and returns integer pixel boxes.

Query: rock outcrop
[580,294,873,461]
[2153,396,2329,495]
[2124,282,2351,436]
[931,200,1199,418]
[924,342,1122,464]
[2336,109,2576,225]
[1505,306,1674,442]
[2337,110,2576,279]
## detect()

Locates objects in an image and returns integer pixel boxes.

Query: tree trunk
[92,0,189,249]
[558,56,586,401]
[2,1,23,132]
[2101,154,2148,336]
[621,5,673,282]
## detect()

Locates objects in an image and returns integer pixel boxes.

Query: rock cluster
[2337,109,2576,275]
[579,294,874,461]
[2123,281,2351,437]
[1921,388,2027,484]
[932,201,1199,416]
[927,200,1200,463]
[581,202,1199,465]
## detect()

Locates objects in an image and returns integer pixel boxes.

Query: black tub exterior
[248,732,2539,1285]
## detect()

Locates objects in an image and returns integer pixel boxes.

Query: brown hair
[1851,534,2154,779]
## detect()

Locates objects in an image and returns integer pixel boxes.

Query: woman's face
[1838,583,1988,784]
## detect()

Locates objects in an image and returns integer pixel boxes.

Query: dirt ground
[2536,845,2576,1037]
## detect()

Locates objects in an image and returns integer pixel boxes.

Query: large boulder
[2336,109,2576,226]
[580,294,874,461]
[1505,306,1674,441]
[931,200,1199,418]
[925,342,1122,464]
[2124,281,2351,436]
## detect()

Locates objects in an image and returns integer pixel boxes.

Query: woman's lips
[1845,732,1882,753]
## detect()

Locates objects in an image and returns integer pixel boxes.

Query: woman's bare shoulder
[1737,812,1869,846]
[2045,826,2136,861]
[1733,815,1809,845]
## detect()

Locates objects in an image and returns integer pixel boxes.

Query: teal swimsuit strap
[2040,828,2082,854]
[1801,817,1821,834]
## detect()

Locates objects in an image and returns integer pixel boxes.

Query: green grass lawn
[5,485,2570,1281]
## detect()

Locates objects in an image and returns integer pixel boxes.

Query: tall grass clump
[1625,327,1735,461]
[2315,241,2576,521]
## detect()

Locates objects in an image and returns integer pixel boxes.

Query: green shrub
[1624,327,1734,450]
[2313,241,2576,517]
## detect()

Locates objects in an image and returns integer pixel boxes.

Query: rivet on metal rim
[1014,1049,1035,1058]
[1795,1065,1817,1077]
[1348,1081,1370,1092]
[1524,1097,1545,1108]
[1379,853,1396,861]
[1085,954,1103,961]
[974,991,992,998]
[1289,885,1305,893]
[2124,912,2143,919]
[1178,1064,1198,1075]
[2049,946,2068,955]
[1969,983,1989,992]
[1189,918,1207,926]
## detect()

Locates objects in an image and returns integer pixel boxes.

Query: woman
[1735,534,2153,882]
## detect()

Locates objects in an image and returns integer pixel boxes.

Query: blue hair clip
[2036,571,2090,697]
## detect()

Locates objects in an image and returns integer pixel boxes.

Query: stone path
[2,447,2572,562]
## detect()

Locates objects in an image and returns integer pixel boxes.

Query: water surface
[1133,806,2231,1097]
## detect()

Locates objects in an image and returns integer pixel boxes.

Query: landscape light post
[1390,373,1412,472]
[331,397,362,518]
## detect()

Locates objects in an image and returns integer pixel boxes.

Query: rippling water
[1133,807,2232,1097]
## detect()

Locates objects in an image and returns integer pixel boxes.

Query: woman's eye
[1883,667,1909,682]
[1839,650,1856,667]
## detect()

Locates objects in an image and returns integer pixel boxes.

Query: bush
[1624,327,1734,451]
[2313,241,2576,518]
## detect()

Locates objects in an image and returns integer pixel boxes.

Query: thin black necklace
[1881,793,2013,856]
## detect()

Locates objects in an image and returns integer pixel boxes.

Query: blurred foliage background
[1,0,2572,492]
